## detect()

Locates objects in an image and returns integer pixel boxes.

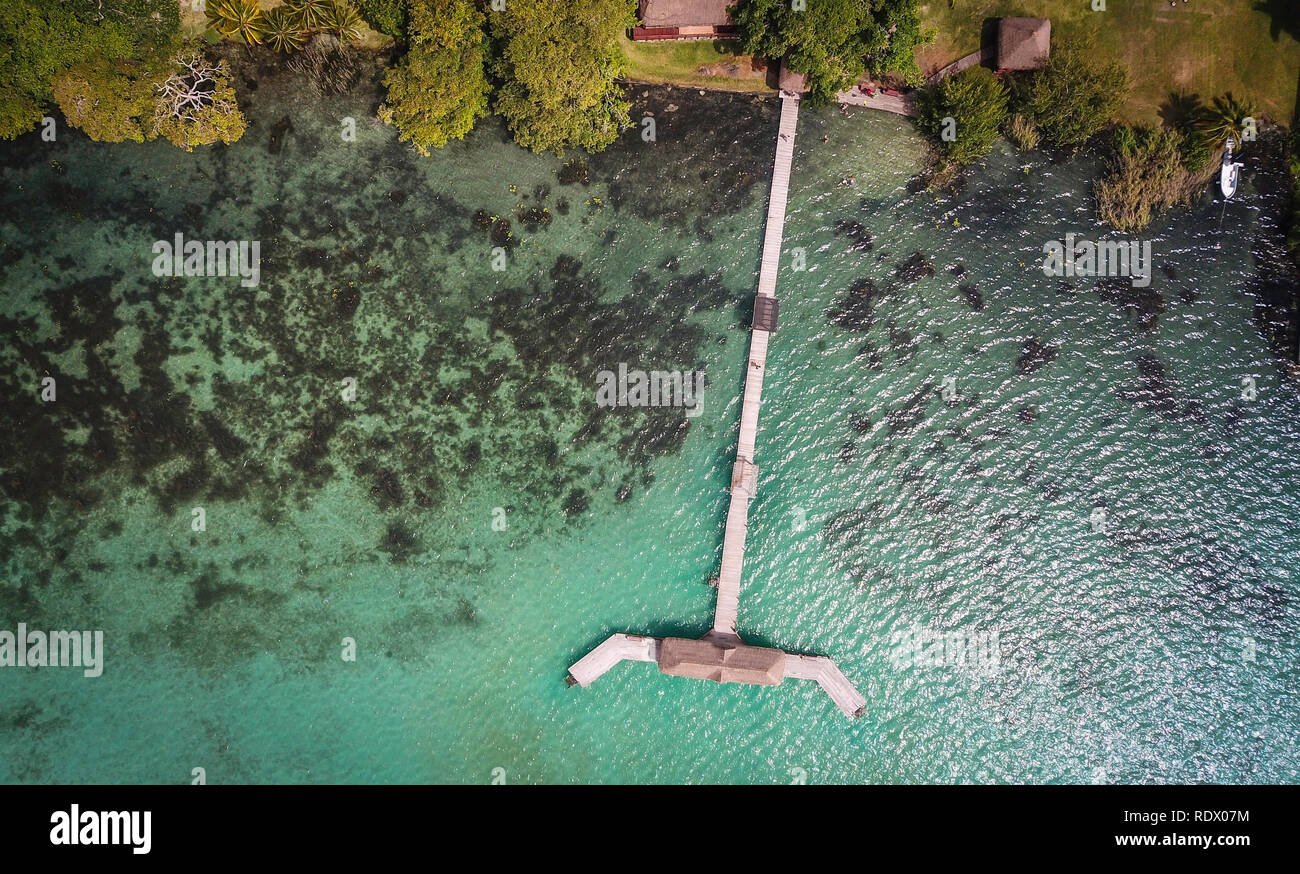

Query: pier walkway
[567,93,866,720]
[713,93,797,639]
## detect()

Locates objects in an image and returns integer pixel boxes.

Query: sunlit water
[1,64,1297,784]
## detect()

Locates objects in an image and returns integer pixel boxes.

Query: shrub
[356,0,408,40]
[1095,125,1206,232]
[1018,33,1128,151]
[915,66,1008,165]
[1004,113,1039,151]
[52,56,165,143]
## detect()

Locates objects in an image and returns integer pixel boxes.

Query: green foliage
[1005,113,1039,151]
[284,0,334,31]
[491,0,633,155]
[1290,124,1300,178]
[258,0,364,53]
[1195,91,1258,150]
[51,56,165,142]
[1176,130,1211,173]
[325,1,365,46]
[152,53,248,151]
[206,0,268,46]
[1096,125,1202,232]
[1018,33,1128,151]
[916,66,1007,165]
[378,0,488,155]
[0,0,178,139]
[265,8,309,54]
[356,0,408,39]
[729,0,926,103]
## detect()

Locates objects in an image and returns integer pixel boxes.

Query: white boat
[1220,141,1244,199]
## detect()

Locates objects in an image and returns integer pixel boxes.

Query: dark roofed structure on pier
[633,0,737,40]
[778,57,808,94]
[658,637,785,685]
[996,17,1051,71]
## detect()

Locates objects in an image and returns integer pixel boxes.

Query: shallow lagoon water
[0,66,1297,784]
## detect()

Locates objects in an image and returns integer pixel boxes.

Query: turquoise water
[1,64,1298,784]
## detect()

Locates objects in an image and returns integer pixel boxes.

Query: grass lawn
[618,36,775,93]
[918,1,1300,125]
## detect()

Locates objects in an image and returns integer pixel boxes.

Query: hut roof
[658,637,786,685]
[778,57,808,94]
[997,18,1051,71]
[639,0,733,28]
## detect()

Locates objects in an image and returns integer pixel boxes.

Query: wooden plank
[568,633,660,686]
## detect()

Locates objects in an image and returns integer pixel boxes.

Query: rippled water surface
[1,66,1297,784]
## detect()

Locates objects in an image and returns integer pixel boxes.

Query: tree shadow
[1253,0,1300,43]
[1158,90,1204,133]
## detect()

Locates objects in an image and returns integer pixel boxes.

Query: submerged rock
[833,219,874,252]
[960,283,984,311]
[1116,354,1179,417]
[827,278,881,332]
[1016,337,1059,374]
[894,252,935,283]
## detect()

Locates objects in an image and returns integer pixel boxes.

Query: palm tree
[1196,92,1258,150]
[284,0,333,31]
[265,7,307,53]
[324,1,364,46]
[205,0,268,46]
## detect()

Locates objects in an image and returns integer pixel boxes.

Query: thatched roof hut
[639,0,732,27]
[997,18,1051,71]
[778,56,808,94]
[658,637,786,685]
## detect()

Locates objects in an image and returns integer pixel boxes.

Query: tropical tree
[152,51,248,150]
[206,0,268,46]
[379,0,489,155]
[916,66,1008,165]
[0,0,179,139]
[1196,92,1258,150]
[264,7,309,53]
[491,0,632,155]
[730,0,926,103]
[285,0,334,31]
[262,7,308,52]
[52,55,167,142]
[324,1,365,46]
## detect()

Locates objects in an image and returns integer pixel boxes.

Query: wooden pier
[836,85,918,117]
[713,94,798,639]
[568,93,867,720]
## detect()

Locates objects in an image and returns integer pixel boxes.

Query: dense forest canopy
[0,0,180,139]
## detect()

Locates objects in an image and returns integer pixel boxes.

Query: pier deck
[568,633,660,687]
[713,95,797,636]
